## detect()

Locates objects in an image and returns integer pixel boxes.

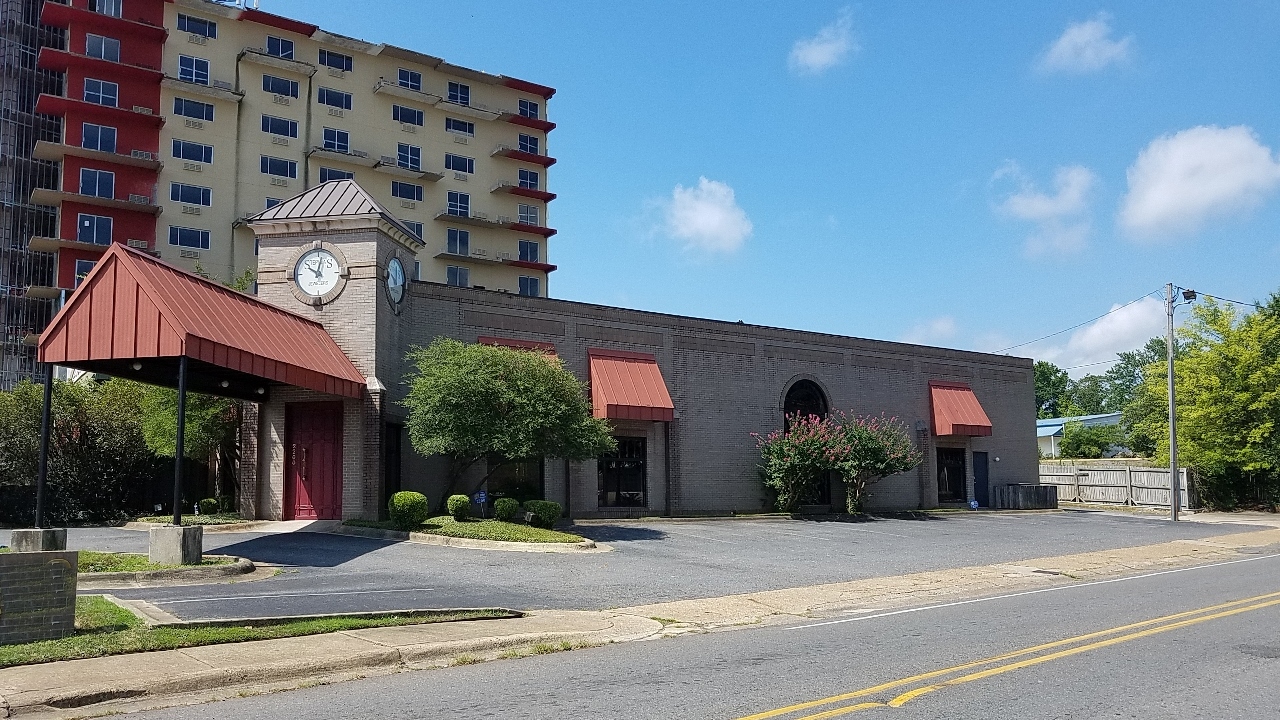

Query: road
[6,511,1259,620]
[128,548,1280,719]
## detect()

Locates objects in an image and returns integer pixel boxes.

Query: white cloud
[1119,125,1280,239]
[1033,297,1165,377]
[664,177,753,253]
[901,316,958,346]
[994,163,1097,257]
[789,8,857,75]
[1038,13,1133,74]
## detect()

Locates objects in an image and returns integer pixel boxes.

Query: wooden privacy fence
[1038,465,1193,508]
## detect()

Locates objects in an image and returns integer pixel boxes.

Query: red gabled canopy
[588,349,674,422]
[39,244,365,399]
[929,381,993,437]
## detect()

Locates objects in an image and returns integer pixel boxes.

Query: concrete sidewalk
[5,526,1280,718]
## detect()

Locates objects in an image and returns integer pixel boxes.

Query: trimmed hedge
[523,500,562,529]
[446,494,472,521]
[493,497,520,522]
[198,498,219,515]
[388,491,430,530]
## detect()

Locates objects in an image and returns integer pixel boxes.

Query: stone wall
[0,551,78,645]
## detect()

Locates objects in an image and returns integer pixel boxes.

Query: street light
[1166,283,1196,522]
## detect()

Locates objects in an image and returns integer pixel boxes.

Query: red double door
[284,402,344,520]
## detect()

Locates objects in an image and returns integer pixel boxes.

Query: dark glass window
[446,265,469,287]
[178,55,209,85]
[322,127,349,152]
[445,118,474,136]
[318,87,352,109]
[260,114,298,137]
[444,153,473,174]
[519,239,539,263]
[398,68,421,91]
[266,36,294,59]
[518,134,540,155]
[518,168,539,190]
[78,168,114,198]
[318,49,353,72]
[519,276,540,297]
[77,213,111,245]
[397,144,421,171]
[447,228,469,255]
[518,99,539,119]
[81,123,116,153]
[598,437,647,507]
[83,78,118,107]
[319,167,353,182]
[391,181,423,201]
[447,81,469,105]
[446,191,469,216]
[170,182,211,206]
[262,74,299,98]
[177,14,217,38]
[85,34,120,62]
[173,97,214,120]
[172,139,213,164]
[168,226,210,249]
[260,155,297,178]
[392,104,424,126]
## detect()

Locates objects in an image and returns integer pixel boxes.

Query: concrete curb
[78,556,253,585]
[328,523,607,553]
[122,521,278,534]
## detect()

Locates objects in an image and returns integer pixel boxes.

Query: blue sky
[266,1,1280,373]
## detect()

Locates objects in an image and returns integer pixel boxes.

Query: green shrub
[523,500,562,529]
[197,498,219,515]
[447,494,472,521]
[387,491,430,530]
[493,497,521,522]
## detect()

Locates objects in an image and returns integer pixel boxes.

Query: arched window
[783,379,828,429]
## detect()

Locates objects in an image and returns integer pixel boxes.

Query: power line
[1062,359,1120,371]
[1199,292,1264,310]
[997,289,1164,354]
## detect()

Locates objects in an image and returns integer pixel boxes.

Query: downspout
[303,70,314,190]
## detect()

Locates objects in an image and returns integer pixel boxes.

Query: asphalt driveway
[0,511,1261,620]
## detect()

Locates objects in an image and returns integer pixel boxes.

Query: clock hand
[309,259,323,279]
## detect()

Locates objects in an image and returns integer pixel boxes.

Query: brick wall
[0,551,78,644]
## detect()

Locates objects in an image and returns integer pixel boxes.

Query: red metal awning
[929,381,992,437]
[588,349,674,422]
[38,244,365,399]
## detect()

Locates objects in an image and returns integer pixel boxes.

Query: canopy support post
[172,355,188,526]
[34,362,53,529]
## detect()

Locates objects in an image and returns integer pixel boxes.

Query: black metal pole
[172,355,188,526]
[34,362,53,529]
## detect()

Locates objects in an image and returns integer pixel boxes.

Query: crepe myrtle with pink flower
[754,412,922,514]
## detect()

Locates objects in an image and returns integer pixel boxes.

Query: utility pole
[1166,282,1186,522]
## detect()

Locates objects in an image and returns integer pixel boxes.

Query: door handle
[301,447,307,481]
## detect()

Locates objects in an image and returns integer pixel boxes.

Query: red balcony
[40,2,167,41]
[38,47,162,83]
[35,94,164,127]
[491,181,556,202]
[502,113,556,133]
[505,259,557,273]
[509,221,557,238]
[491,144,557,168]
[33,141,163,171]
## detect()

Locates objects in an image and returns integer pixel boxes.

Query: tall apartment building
[0,0,557,387]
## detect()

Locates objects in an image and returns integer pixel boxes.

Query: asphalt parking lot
[0,511,1260,620]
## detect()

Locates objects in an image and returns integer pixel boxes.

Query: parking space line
[655,528,740,544]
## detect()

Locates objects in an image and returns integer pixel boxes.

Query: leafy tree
[139,386,238,460]
[1058,421,1123,459]
[1058,374,1109,416]
[1034,361,1070,418]
[402,339,616,508]
[1128,296,1280,509]
[833,413,922,513]
[1102,337,1166,411]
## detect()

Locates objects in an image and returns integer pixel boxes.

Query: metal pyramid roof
[247,179,423,245]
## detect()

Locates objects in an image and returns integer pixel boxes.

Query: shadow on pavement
[211,531,393,567]
[569,525,668,542]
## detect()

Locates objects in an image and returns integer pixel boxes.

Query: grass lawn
[134,513,246,526]
[346,516,585,543]
[0,596,513,668]
[0,548,233,573]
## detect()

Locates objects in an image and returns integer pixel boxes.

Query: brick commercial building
[42,180,1038,520]
[3,0,556,387]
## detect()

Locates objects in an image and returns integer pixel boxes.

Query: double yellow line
[736,589,1280,719]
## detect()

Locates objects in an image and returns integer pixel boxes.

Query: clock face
[386,257,406,304]
[294,249,341,297]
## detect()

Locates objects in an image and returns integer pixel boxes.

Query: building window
[318,49,353,72]
[260,156,297,178]
[170,182,211,206]
[262,74,299,98]
[392,104,424,126]
[446,191,469,216]
[85,34,120,62]
[517,204,539,225]
[447,81,469,106]
[177,14,217,38]
[447,227,469,255]
[322,127,349,153]
[89,0,121,17]
[518,168,539,190]
[172,139,213,164]
[414,260,421,281]
[397,143,421,171]
[265,198,282,209]
[518,99,539,119]
[79,168,114,198]
[398,68,421,91]
[518,134,540,155]
[518,239,539,263]
[392,181,423,201]
[260,114,298,138]
[77,213,111,245]
[168,226,210,250]
[518,276,540,297]
[318,87,352,110]
[598,437,647,507]
[444,153,474,174]
[81,123,116,153]
[179,55,210,85]
[446,265,469,287]
[266,36,294,59]
[319,167,353,183]
[404,220,423,239]
[83,78,118,107]
[173,97,214,121]
[74,259,97,288]
[445,118,474,136]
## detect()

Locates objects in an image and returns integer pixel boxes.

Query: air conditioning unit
[351,149,369,158]
[129,193,150,204]
[126,238,147,249]
[400,123,416,133]
[212,79,233,90]
[270,177,288,187]
[180,249,200,259]
[272,95,290,105]
[271,136,289,146]
[183,118,204,129]
[327,68,344,78]
[188,34,206,45]
[379,155,396,165]
[472,211,488,220]
[453,135,469,144]
[180,205,201,215]
[183,162,202,172]
[496,252,511,261]
[494,144,512,153]
[328,108,344,117]
[130,149,156,160]
[472,248,487,257]
[453,172,468,181]
[400,200,416,209]
[132,106,153,115]
[496,215,511,225]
